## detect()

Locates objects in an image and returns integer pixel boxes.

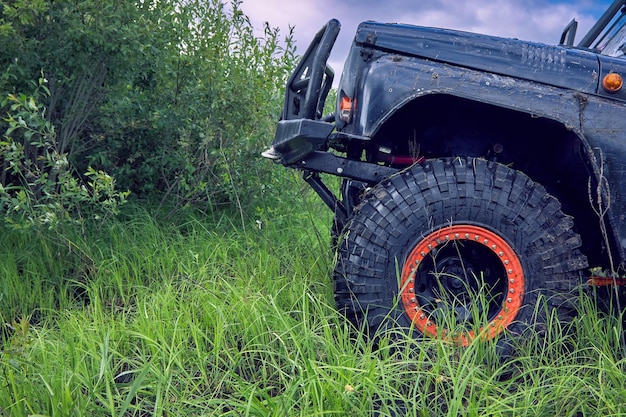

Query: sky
[240,0,616,82]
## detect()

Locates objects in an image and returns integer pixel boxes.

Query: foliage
[91,0,297,214]
[0,76,129,229]
[0,0,298,218]
[0,200,624,416]
[0,0,140,156]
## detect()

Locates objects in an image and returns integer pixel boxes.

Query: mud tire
[333,157,588,350]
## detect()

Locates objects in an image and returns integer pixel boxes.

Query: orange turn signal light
[602,72,623,93]
[339,96,353,122]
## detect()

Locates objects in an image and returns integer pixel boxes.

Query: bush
[0,0,298,218]
[0,76,129,229]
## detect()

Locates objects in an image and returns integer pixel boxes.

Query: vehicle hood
[355,21,600,94]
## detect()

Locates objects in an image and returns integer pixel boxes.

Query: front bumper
[262,119,335,165]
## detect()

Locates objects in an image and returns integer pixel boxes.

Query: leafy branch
[0,75,129,229]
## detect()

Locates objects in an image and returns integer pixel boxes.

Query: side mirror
[560,19,578,46]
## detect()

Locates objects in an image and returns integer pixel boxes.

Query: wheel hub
[436,256,473,292]
[400,224,524,346]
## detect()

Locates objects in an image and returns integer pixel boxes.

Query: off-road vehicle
[263,0,626,349]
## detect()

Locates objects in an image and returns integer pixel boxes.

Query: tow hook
[588,276,626,286]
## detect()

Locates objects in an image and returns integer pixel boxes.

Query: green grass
[0,199,625,416]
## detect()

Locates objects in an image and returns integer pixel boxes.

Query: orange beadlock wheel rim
[400,225,524,346]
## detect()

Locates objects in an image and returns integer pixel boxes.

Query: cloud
[239,0,335,43]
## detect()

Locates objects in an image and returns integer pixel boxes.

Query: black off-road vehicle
[263,1,626,349]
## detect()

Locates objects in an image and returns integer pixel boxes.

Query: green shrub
[0,76,129,229]
[0,0,298,218]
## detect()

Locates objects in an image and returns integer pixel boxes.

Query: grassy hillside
[0,195,625,416]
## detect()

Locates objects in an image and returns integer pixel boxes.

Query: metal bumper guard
[262,118,398,184]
